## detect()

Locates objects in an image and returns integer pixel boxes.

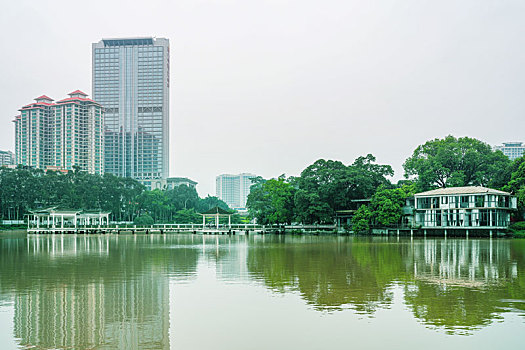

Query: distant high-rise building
[92,37,170,189]
[494,142,525,160]
[0,150,14,166]
[216,173,256,210]
[13,92,104,174]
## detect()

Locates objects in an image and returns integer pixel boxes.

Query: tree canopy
[403,136,511,191]
[0,167,235,224]
[247,176,296,225]
[246,155,393,225]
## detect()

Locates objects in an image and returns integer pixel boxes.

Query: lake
[0,232,524,349]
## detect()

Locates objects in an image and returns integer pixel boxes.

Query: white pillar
[216,214,219,229]
[61,215,64,229]
[203,215,205,228]
[228,215,231,228]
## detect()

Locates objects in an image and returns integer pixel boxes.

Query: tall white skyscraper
[92,37,170,188]
[216,173,256,210]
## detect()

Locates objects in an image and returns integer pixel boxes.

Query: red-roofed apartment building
[13,91,104,174]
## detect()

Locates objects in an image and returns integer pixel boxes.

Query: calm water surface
[0,232,524,349]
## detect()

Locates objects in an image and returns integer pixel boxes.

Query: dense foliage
[247,177,296,225]
[0,167,232,224]
[247,136,525,229]
[351,184,416,232]
[403,136,511,190]
[503,156,525,215]
[247,154,393,225]
[3,135,525,229]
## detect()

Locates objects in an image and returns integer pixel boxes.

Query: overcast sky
[1,0,524,196]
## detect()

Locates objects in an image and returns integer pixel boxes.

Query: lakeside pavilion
[27,207,111,229]
[200,207,232,229]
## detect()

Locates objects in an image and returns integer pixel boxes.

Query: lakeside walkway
[26,223,338,235]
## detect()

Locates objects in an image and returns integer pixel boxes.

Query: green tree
[292,155,393,223]
[196,195,230,212]
[403,135,511,190]
[503,156,525,217]
[369,184,416,228]
[173,209,201,224]
[134,214,154,226]
[351,205,371,233]
[166,185,199,211]
[247,177,296,225]
[293,190,332,224]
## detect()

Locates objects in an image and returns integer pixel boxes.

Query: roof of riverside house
[415,186,510,196]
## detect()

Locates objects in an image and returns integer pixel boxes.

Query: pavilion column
[228,215,231,228]
[61,215,64,229]
[202,215,205,228]
[36,216,40,229]
[216,214,219,229]
[74,214,77,228]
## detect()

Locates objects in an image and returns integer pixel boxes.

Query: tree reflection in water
[0,233,524,348]
[247,236,525,333]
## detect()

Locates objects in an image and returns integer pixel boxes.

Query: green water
[0,233,524,349]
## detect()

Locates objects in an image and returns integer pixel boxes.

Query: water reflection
[405,239,525,333]
[246,236,525,333]
[247,236,405,313]
[0,235,199,349]
[0,234,524,348]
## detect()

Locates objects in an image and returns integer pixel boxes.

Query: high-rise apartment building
[0,150,15,167]
[494,142,525,160]
[92,37,170,189]
[216,173,256,210]
[13,91,104,174]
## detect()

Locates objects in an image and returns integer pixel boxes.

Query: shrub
[134,214,154,226]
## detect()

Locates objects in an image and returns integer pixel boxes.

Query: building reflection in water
[1,235,200,350]
[1,234,524,345]
[404,239,524,333]
[246,236,525,333]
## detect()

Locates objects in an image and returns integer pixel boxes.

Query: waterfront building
[13,92,104,174]
[92,37,170,189]
[216,173,256,210]
[0,150,14,166]
[494,142,525,160]
[413,186,517,233]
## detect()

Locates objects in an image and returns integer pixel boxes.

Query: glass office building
[216,173,256,210]
[92,37,170,188]
[494,142,525,160]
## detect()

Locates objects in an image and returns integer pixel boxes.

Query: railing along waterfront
[26,223,338,235]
